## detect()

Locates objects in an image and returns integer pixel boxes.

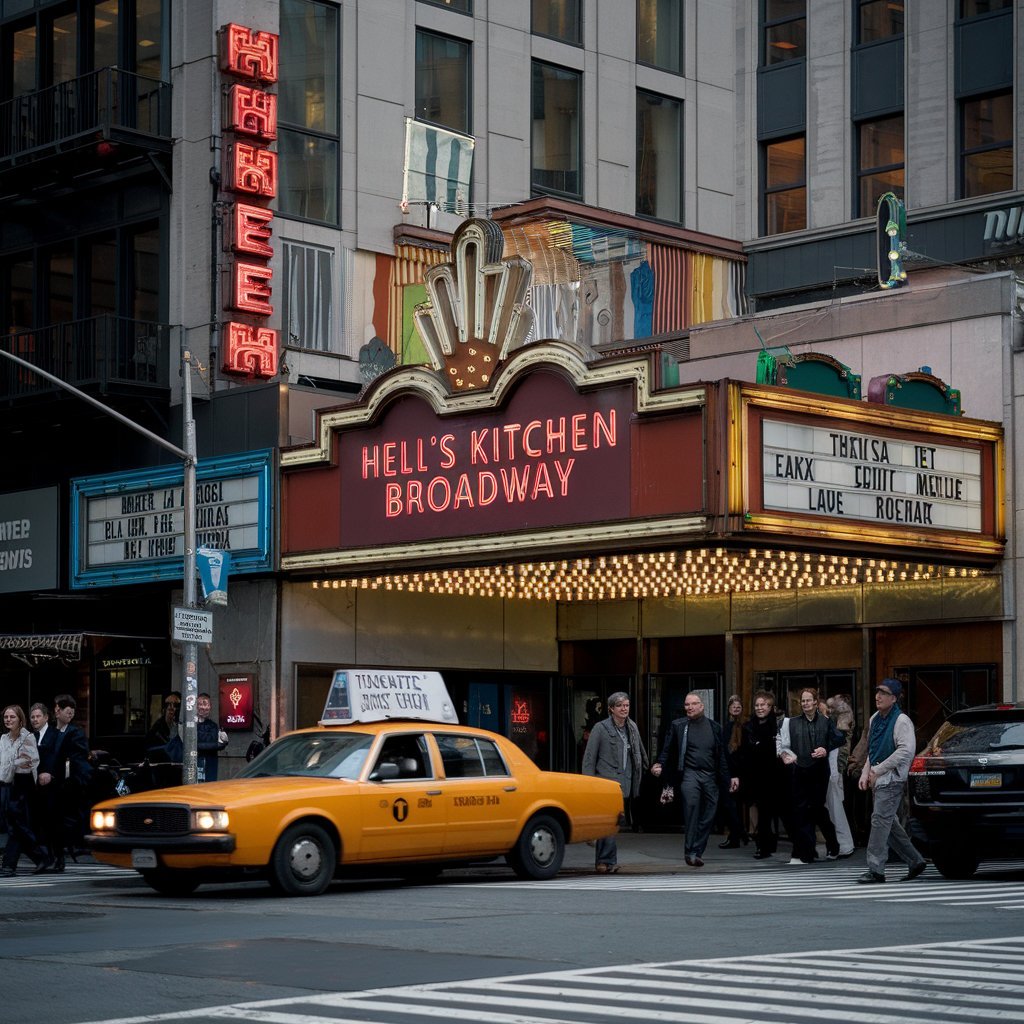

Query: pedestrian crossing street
[76,935,1024,1024]
[458,861,1024,911]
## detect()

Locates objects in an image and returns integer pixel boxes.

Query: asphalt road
[4,838,1024,1024]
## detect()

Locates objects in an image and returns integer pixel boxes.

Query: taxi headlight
[91,810,116,831]
[192,809,230,831]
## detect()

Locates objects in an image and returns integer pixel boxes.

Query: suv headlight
[191,809,230,831]
[91,810,116,830]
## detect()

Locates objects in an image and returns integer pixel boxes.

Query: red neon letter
[225,142,277,197]
[230,261,274,316]
[220,24,279,83]
[227,84,278,141]
[229,203,274,258]
[222,322,278,378]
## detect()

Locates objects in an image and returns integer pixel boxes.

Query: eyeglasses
[875,688,894,697]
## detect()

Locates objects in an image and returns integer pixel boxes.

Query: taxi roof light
[320,668,458,727]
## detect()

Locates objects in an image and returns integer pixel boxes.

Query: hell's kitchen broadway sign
[280,219,709,571]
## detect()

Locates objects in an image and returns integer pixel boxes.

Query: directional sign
[173,606,213,645]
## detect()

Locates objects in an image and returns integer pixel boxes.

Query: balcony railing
[0,68,171,166]
[0,316,171,402]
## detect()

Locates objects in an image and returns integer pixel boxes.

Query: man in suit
[30,702,62,870]
[652,693,738,868]
[50,694,94,871]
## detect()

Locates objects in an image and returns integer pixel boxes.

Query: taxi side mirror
[369,762,400,782]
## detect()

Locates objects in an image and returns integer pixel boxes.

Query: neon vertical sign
[219,23,279,379]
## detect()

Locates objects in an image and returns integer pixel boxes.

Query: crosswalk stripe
[71,936,1024,1024]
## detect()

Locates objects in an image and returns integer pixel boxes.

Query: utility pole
[0,344,201,784]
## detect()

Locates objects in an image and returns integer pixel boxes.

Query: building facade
[1,1,1022,797]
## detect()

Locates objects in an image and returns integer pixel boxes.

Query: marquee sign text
[762,419,982,532]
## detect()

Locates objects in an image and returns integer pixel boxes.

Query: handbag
[659,784,675,805]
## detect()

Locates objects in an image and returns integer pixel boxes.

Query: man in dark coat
[652,693,738,867]
[51,694,94,869]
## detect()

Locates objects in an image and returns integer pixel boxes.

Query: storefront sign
[219,673,254,730]
[172,606,213,645]
[762,419,983,532]
[70,450,273,588]
[982,203,1024,249]
[219,22,279,378]
[0,486,58,594]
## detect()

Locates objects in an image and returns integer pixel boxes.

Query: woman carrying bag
[1,704,53,876]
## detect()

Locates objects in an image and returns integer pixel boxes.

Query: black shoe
[692,856,704,868]
[53,857,65,873]
[32,856,55,876]
[718,838,741,849]
[753,851,773,860]
[858,870,886,884]
[900,861,926,882]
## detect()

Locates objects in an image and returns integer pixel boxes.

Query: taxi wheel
[269,823,337,896]
[141,869,200,897]
[507,813,565,880]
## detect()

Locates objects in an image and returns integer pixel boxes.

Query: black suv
[909,703,1024,879]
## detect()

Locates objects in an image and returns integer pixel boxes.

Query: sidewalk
[561,830,863,875]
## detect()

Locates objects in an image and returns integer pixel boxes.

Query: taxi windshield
[237,732,374,780]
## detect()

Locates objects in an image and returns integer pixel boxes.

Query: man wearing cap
[857,678,927,884]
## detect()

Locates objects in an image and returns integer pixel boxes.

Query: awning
[0,632,84,664]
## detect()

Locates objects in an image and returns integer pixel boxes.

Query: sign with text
[0,487,59,594]
[320,668,458,725]
[172,606,213,644]
[70,450,273,588]
[762,419,983,532]
[218,673,254,730]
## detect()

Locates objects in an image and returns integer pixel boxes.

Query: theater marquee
[733,384,1004,558]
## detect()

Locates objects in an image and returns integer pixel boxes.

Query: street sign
[173,606,213,644]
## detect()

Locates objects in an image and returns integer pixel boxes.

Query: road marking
[0,864,137,888]
[71,935,1024,1024]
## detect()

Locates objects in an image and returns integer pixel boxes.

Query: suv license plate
[131,849,158,869]
[970,773,1002,788]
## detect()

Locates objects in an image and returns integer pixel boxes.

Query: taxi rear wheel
[507,813,565,880]
[141,869,200,897]
[269,823,337,896]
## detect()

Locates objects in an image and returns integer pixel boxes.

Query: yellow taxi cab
[86,669,623,896]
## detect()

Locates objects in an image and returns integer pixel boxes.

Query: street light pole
[181,351,199,784]
[0,343,201,785]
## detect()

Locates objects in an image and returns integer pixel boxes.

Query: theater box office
[277,220,1006,800]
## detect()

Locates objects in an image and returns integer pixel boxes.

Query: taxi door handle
[504,786,517,792]
[426,789,442,796]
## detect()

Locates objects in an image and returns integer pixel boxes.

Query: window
[532,1,581,45]
[419,0,472,13]
[857,0,904,43]
[283,241,335,352]
[960,91,1013,198]
[856,114,904,217]
[636,90,682,222]
[531,61,581,198]
[373,735,433,780]
[763,135,806,234]
[960,0,1011,16]
[278,0,340,224]
[435,734,509,778]
[763,0,806,65]
[415,30,470,134]
[637,0,683,74]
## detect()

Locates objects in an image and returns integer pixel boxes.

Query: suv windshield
[237,732,374,779]
[926,716,1024,755]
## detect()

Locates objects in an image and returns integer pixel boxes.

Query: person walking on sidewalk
[857,679,927,885]
[742,690,785,859]
[581,691,648,874]
[652,693,738,868]
[778,688,846,864]
[1,705,53,876]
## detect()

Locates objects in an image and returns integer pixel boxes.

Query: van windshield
[237,732,374,779]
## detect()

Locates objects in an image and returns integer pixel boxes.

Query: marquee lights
[310,548,986,602]
[219,22,279,379]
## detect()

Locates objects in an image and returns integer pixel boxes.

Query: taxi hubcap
[530,826,556,865]
[289,836,323,879]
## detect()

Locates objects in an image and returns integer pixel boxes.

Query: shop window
[762,134,806,234]
[283,240,335,351]
[415,29,471,134]
[960,91,1013,198]
[856,0,903,43]
[637,0,683,74]
[763,0,806,66]
[532,0,581,46]
[278,0,340,224]
[295,664,334,729]
[856,114,904,217]
[636,90,682,223]
[895,664,996,752]
[531,60,581,199]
